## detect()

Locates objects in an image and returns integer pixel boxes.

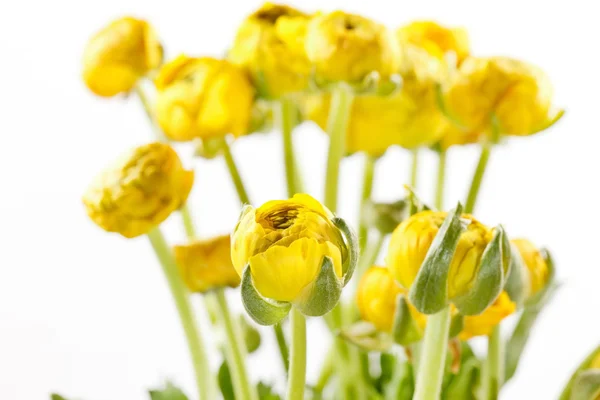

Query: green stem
[464,141,491,214]
[278,98,303,196]
[413,305,451,400]
[147,228,213,400]
[357,233,385,276]
[486,325,504,400]
[409,149,420,215]
[358,155,376,252]
[314,349,335,394]
[286,308,307,400]
[220,137,251,205]
[324,84,354,212]
[179,203,197,239]
[274,323,290,372]
[435,149,447,210]
[134,83,167,142]
[215,289,258,400]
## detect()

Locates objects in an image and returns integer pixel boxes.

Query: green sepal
[452,226,507,316]
[361,199,409,235]
[241,266,291,326]
[218,362,235,400]
[403,185,433,214]
[339,321,393,352]
[308,70,401,97]
[257,382,282,400]
[332,217,358,286]
[526,248,557,307]
[503,244,531,307]
[449,314,465,338]
[392,295,423,345]
[569,370,600,400]
[294,256,343,317]
[194,137,224,159]
[240,315,261,353]
[529,109,565,135]
[149,382,189,400]
[50,396,69,400]
[559,345,600,400]
[409,203,465,314]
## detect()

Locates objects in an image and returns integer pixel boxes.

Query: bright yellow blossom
[305,11,396,83]
[231,194,347,302]
[387,210,493,299]
[83,142,193,238]
[512,238,550,297]
[443,57,558,136]
[174,235,241,293]
[82,17,163,97]
[228,2,312,98]
[459,292,516,340]
[438,122,482,150]
[155,55,255,141]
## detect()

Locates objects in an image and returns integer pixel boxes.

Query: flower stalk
[219,137,251,205]
[286,308,307,400]
[485,325,505,400]
[358,155,376,252]
[134,83,167,142]
[464,140,491,214]
[435,149,447,210]
[277,98,304,196]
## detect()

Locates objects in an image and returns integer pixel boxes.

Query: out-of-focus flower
[83,142,193,238]
[82,17,163,97]
[228,2,312,98]
[459,291,516,340]
[387,210,493,300]
[396,20,469,82]
[305,11,396,83]
[437,122,482,150]
[174,235,241,293]
[155,55,254,141]
[443,57,561,137]
[231,194,348,302]
[512,238,550,297]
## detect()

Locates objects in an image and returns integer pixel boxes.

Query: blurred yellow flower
[303,80,446,155]
[231,194,347,302]
[305,11,396,83]
[443,57,559,136]
[387,210,493,299]
[512,238,550,297]
[174,235,241,293]
[83,142,193,238]
[459,291,516,340]
[154,55,255,141]
[438,122,482,150]
[357,266,426,333]
[228,2,312,98]
[396,20,469,82]
[590,352,600,369]
[82,17,163,97]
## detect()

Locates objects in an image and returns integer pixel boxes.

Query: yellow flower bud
[305,11,396,83]
[459,291,516,340]
[303,80,446,155]
[387,211,493,300]
[228,3,312,98]
[511,238,550,297]
[174,235,241,293]
[357,266,426,333]
[396,20,469,82]
[231,194,347,302]
[154,55,255,141]
[443,57,557,136]
[83,143,193,238]
[590,352,600,370]
[82,17,163,97]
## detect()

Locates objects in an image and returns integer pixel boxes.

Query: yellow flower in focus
[154,55,255,141]
[305,11,396,83]
[387,211,494,299]
[83,142,194,238]
[303,80,446,155]
[396,20,469,82]
[459,292,516,340]
[231,194,347,302]
[512,238,550,297]
[443,57,558,136]
[228,3,312,98]
[82,17,163,97]
[357,266,426,332]
[174,235,241,293]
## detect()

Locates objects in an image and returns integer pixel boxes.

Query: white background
[0,0,598,399]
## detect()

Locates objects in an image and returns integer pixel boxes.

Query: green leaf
[409,203,465,314]
[392,295,423,345]
[257,382,282,400]
[332,217,359,286]
[239,315,262,353]
[570,370,600,400]
[294,256,342,317]
[384,360,414,400]
[218,362,235,400]
[148,382,189,400]
[241,266,291,326]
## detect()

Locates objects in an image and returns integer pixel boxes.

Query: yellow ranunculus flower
[83,142,193,238]
[228,2,312,98]
[174,235,241,293]
[443,57,557,136]
[231,194,347,302]
[82,17,163,97]
[154,55,255,141]
[396,20,469,82]
[387,210,493,300]
[459,291,516,340]
[303,80,446,155]
[305,11,396,83]
[438,122,482,150]
[512,238,550,297]
[357,266,426,333]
